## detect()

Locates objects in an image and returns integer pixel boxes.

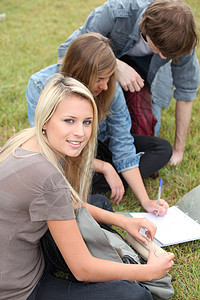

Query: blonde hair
[61,32,117,122]
[140,0,198,60]
[0,74,98,205]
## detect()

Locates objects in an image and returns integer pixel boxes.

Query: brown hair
[140,0,198,60]
[61,32,117,122]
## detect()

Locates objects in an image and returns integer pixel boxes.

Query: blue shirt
[58,0,199,108]
[26,64,143,173]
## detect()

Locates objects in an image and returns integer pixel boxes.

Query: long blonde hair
[61,32,117,122]
[0,74,98,205]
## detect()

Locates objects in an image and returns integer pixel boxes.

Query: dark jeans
[27,274,152,300]
[92,137,172,194]
[134,134,172,178]
[27,195,152,300]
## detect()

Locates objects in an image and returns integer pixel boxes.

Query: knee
[161,138,173,159]
[88,194,113,212]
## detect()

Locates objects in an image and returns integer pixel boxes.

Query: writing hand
[142,199,169,216]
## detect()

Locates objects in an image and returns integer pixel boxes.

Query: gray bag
[76,206,174,300]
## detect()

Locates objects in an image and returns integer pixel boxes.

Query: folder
[129,185,200,247]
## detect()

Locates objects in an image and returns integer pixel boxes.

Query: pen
[156,177,163,217]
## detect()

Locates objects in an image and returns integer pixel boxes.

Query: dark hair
[140,0,198,60]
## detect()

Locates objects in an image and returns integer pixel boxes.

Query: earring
[42,129,46,135]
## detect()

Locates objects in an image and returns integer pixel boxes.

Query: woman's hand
[123,217,157,244]
[147,251,175,280]
[142,198,169,216]
[103,162,125,204]
[93,159,125,204]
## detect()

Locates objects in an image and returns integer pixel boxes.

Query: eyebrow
[98,74,111,79]
[63,115,93,119]
[98,71,114,79]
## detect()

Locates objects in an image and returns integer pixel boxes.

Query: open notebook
[130,185,200,247]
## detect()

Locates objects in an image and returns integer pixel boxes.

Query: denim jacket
[26,64,143,173]
[58,0,199,108]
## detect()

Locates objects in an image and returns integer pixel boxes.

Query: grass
[0,0,199,299]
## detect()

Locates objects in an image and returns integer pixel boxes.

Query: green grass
[0,0,200,299]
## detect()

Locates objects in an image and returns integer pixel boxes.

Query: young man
[57,0,199,166]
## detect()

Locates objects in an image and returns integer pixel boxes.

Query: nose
[159,52,167,60]
[99,78,109,91]
[74,123,84,136]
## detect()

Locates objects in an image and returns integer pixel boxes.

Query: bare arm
[47,215,174,283]
[93,158,125,203]
[121,167,169,216]
[116,59,144,92]
[169,100,193,165]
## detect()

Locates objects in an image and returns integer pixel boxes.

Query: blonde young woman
[0,74,174,300]
[27,32,172,215]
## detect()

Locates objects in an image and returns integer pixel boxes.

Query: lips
[94,90,102,96]
[67,140,83,148]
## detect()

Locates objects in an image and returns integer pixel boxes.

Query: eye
[83,120,92,125]
[64,119,73,124]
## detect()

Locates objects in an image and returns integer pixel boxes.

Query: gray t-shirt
[0,148,75,300]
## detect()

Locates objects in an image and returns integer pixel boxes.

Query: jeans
[27,274,152,300]
[134,134,172,178]
[152,102,161,136]
[92,137,172,194]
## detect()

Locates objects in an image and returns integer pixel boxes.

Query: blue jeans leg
[33,273,153,300]
[152,102,161,136]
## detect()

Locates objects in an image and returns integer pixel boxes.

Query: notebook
[130,185,200,247]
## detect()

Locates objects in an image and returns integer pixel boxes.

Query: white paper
[130,206,200,246]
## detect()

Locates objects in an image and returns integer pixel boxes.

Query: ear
[42,122,47,130]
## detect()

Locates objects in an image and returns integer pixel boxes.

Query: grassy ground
[0,0,199,299]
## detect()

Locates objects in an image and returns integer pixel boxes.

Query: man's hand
[169,100,193,166]
[169,148,184,165]
[116,59,144,92]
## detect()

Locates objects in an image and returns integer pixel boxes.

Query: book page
[130,206,200,246]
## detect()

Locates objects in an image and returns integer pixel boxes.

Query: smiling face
[43,94,93,158]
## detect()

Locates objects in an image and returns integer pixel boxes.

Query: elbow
[70,263,96,282]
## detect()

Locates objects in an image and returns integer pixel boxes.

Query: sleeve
[57,2,115,60]
[171,49,199,101]
[104,84,143,173]
[29,172,75,222]
[26,76,45,127]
